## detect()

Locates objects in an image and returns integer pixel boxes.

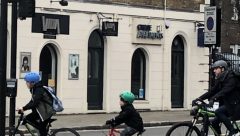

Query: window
[230,44,240,56]
[131,48,146,100]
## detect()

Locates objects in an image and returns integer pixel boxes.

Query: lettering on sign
[136,24,163,40]
[102,22,118,36]
[103,22,116,31]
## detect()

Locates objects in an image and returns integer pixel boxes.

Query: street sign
[204,32,217,44]
[204,6,217,45]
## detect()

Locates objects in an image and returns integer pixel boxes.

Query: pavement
[6,110,192,131]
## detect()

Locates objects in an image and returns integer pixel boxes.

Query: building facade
[219,0,240,53]
[6,0,209,114]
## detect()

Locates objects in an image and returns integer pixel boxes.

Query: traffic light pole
[0,0,8,135]
[9,0,18,135]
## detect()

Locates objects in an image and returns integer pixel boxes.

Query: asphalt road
[76,126,172,136]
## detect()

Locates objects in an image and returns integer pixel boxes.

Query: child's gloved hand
[106,119,113,125]
[106,118,114,126]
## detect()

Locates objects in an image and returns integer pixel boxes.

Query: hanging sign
[102,21,118,36]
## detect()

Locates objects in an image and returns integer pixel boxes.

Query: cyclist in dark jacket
[192,60,240,136]
[17,72,55,136]
[106,90,144,136]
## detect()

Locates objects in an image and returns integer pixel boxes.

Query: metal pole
[9,0,17,135]
[0,0,8,135]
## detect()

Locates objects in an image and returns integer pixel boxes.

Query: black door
[87,30,104,110]
[40,44,57,90]
[171,36,184,108]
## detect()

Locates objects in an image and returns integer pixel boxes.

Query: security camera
[59,0,68,6]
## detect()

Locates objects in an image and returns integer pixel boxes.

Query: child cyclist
[17,72,55,136]
[106,90,144,136]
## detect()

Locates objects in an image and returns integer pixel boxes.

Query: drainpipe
[162,0,167,110]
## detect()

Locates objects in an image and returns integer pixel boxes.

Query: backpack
[43,86,64,112]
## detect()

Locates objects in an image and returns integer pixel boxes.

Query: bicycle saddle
[49,118,57,124]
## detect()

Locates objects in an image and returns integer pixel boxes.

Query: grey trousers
[120,126,138,136]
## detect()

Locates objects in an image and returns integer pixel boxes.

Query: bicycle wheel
[200,125,218,136]
[50,128,80,136]
[166,122,201,136]
[14,130,25,136]
[5,129,24,136]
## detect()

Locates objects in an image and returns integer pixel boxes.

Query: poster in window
[20,52,31,78]
[68,54,79,80]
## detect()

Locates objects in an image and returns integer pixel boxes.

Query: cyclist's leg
[25,112,41,129]
[211,117,222,135]
[38,118,51,136]
[120,126,137,136]
[232,104,240,121]
[25,112,49,136]
[215,105,237,135]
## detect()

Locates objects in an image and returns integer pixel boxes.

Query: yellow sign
[48,79,55,87]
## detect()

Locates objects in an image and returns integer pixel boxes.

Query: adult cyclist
[17,72,55,136]
[192,60,240,136]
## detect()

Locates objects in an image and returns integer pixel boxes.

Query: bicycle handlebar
[192,98,208,107]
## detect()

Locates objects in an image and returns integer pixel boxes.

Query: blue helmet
[24,72,40,84]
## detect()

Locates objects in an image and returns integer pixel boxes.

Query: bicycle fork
[186,118,198,136]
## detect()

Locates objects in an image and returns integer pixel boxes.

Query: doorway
[87,30,104,110]
[171,35,184,108]
[39,44,58,91]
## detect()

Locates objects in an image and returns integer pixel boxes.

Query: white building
[6,0,209,114]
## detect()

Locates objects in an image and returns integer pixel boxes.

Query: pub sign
[102,21,118,36]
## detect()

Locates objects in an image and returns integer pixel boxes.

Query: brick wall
[220,0,240,52]
[85,0,205,11]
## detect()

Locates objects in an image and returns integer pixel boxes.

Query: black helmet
[212,60,228,69]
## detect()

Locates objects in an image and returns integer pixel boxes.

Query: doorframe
[39,41,61,95]
[87,29,104,110]
[170,34,187,108]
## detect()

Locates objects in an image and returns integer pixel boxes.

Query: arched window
[131,48,146,100]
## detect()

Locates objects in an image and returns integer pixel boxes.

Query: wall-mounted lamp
[50,0,68,6]
[195,21,204,27]
[164,20,170,29]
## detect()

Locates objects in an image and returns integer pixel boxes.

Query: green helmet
[119,90,135,104]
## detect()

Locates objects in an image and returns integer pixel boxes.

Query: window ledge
[134,100,149,104]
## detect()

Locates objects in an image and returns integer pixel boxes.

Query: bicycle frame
[106,127,145,136]
[14,112,52,136]
[108,127,120,136]
[191,100,240,136]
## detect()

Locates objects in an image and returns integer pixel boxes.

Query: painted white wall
[10,1,208,114]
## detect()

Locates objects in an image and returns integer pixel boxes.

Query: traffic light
[18,0,35,19]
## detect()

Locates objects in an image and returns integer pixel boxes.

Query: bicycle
[102,125,145,136]
[10,112,80,136]
[166,99,240,136]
